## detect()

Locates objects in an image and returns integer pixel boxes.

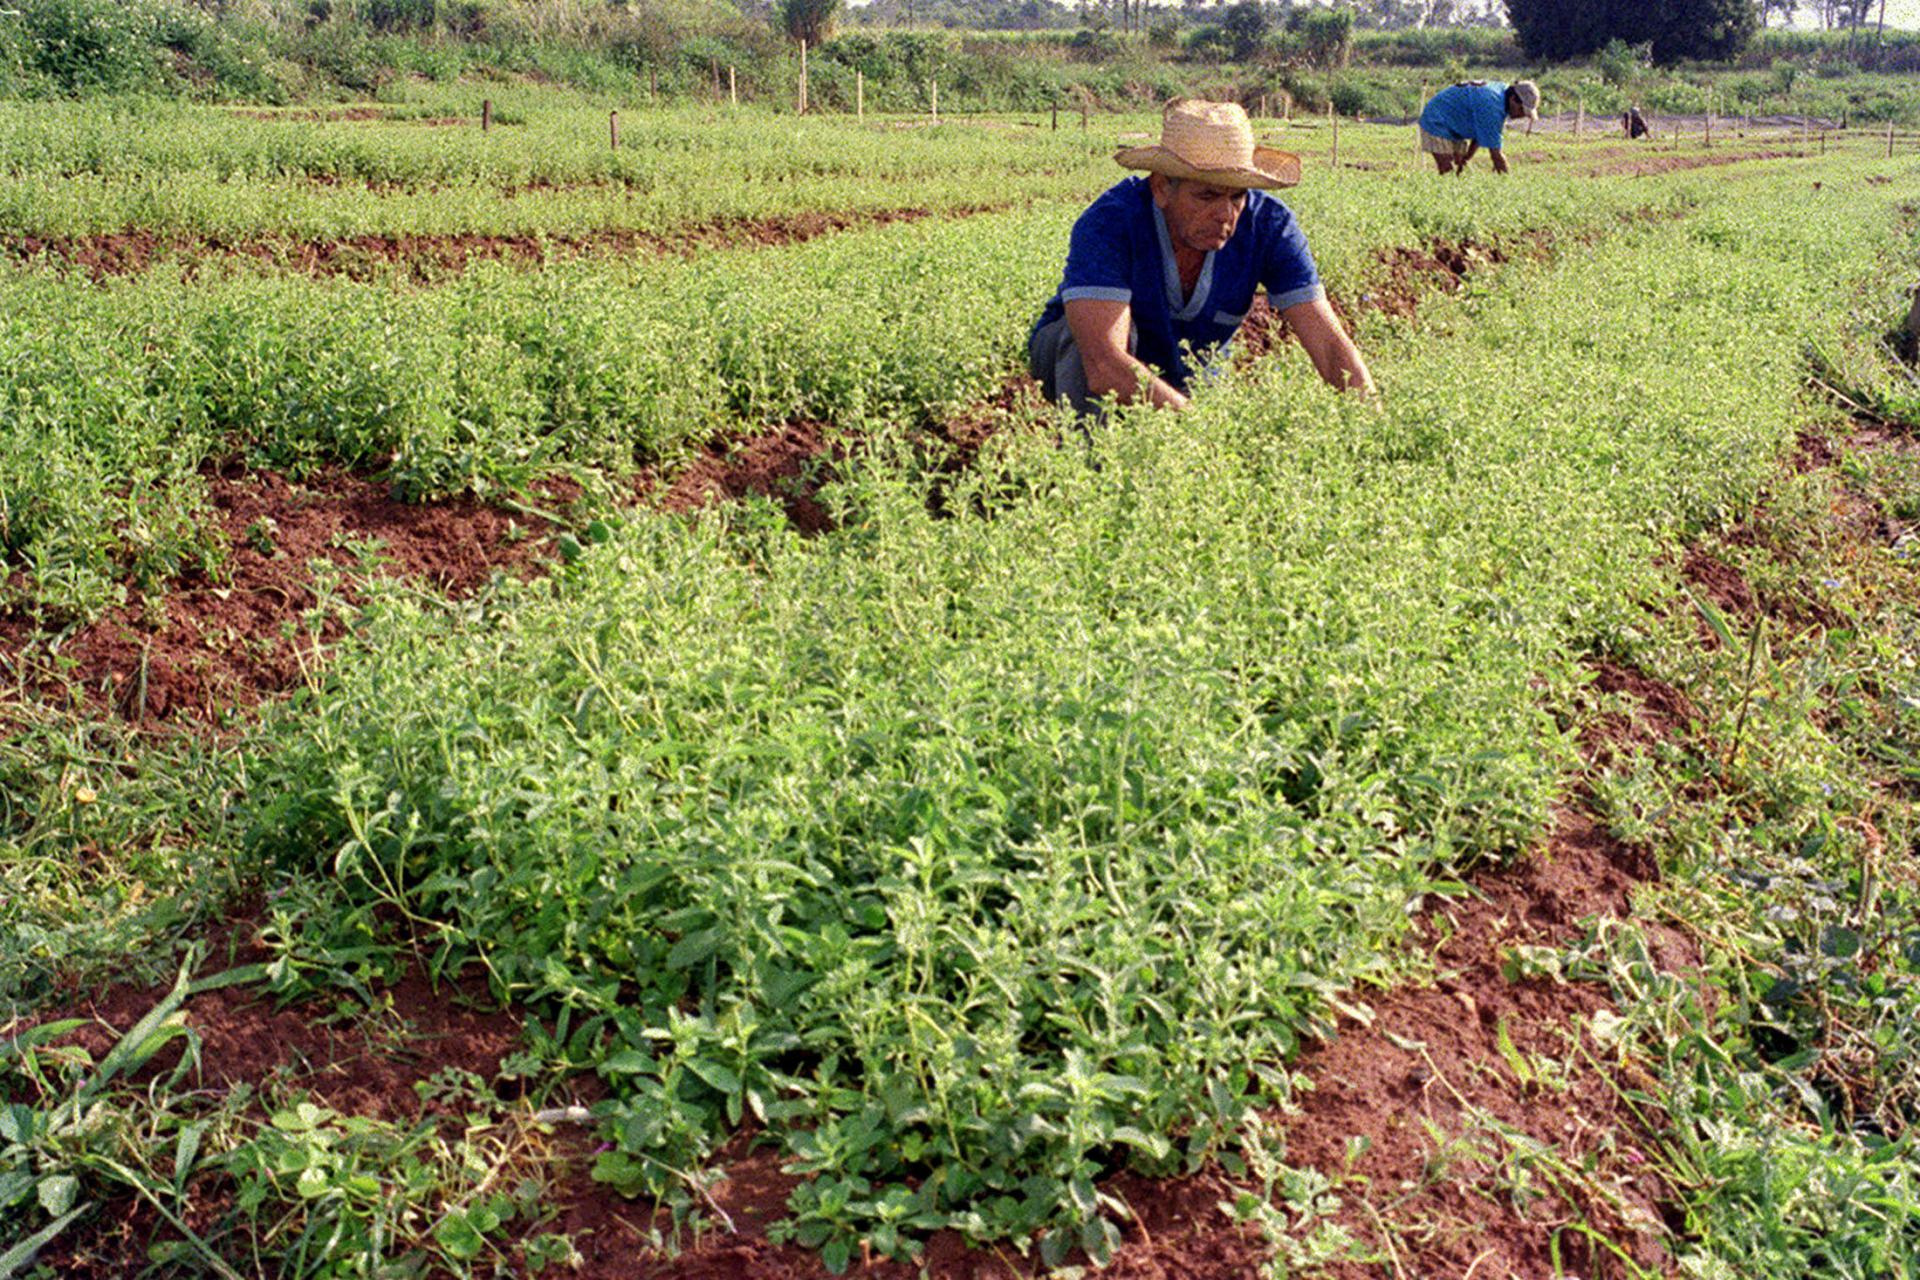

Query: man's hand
[1490,148,1509,175]
[1064,298,1188,410]
[1283,297,1375,396]
[1457,140,1479,176]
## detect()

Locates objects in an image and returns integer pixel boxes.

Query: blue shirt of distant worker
[1417,79,1540,177]
[1028,99,1372,417]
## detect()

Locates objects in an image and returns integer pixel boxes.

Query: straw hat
[1510,79,1541,121]
[1115,99,1301,189]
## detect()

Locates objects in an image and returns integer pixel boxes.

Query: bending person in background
[1028,98,1372,418]
[1417,79,1540,176]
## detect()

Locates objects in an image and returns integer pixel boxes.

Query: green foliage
[1596,37,1642,89]
[777,0,843,48]
[0,0,290,100]
[1287,5,1357,71]
[208,165,1904,1263]
[1506,0,1758,64]
[1218,2,1269,63]
[3,93,1918,1275]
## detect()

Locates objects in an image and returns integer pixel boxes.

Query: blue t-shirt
[1031,177,1324,392]
[1419,81,1510,150]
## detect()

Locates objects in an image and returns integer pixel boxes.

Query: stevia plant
[213,172,1918,1267]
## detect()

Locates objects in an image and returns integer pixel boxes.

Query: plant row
[199,165,1914,1269]
[0,160,1710,622]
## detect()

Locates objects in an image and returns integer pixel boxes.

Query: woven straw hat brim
[1114,143,1302,189]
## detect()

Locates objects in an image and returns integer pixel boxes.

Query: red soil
[0,466,553,722]
[1584,148,1798,178]
[227,106,392,123]
[648,421,843,536]
[1586,656,1700,760]
[4,207,994,283]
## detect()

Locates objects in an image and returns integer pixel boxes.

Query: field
[3,86,1920,1280]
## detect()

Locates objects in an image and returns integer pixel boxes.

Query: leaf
[1111,1126,1172,1161]
[436,1211,486,1261]
[1683,584,1735,651]
[36,1174,78,1218]
[0,1204,86,1279]
[174,1122,207,1190]
[820,1238,852,1274]
[602,1048,654,1074]
[687,1058,742,1095]
[666,929,722,970]
[1081,1217,1121,1267]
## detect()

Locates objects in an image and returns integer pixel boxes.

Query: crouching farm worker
[1027,98,1373,418]
[1417,79,1540,176]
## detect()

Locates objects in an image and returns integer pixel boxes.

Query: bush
[360,0,438,34]
[1067,26,1122,63]
[10,0,168,95]
[1596,37,1641,88]
[1327,75,1375,117]
[1287,5,1354,71]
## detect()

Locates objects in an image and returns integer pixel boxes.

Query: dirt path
[2,206,1005,283]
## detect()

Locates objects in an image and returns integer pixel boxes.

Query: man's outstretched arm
[1282,296,1374,395]
[1489,147,1509,174]
[1065,298,1189,410]
[1457,140,1479,174]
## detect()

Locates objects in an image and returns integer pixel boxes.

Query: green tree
[1505,0,1757,63]
[1288,5,1356,67]
[779,0,843,46]
[1218,1,1269,60]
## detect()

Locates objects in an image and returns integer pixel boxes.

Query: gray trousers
[1027,315,1138,419]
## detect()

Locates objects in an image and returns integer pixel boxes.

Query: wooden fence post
[1081,95,1088,130]
[1329,102,1338,169]
[729,66,736,107]
[1051,97,1057,131]
[1576,100,1584,138]
[481,98,490,132]
[649,66,657,103]
[609,109,618,149]
[798,39,808,115]
[1889,120,1896,158]
[857,70,864,119]
[931,79,938,122]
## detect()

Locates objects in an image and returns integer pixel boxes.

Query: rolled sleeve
[1268,282,1326,311]
[1062,285,1133,304]
[1259,204,1322,312]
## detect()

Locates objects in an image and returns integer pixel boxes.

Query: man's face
[1151,176,1247,254]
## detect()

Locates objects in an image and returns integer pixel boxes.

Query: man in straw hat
[1417,79,1540,176]
[1028,98,1372,417]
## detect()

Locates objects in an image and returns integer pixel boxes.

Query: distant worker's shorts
[1028,314,1138,420]
[1419,129,1471,157]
